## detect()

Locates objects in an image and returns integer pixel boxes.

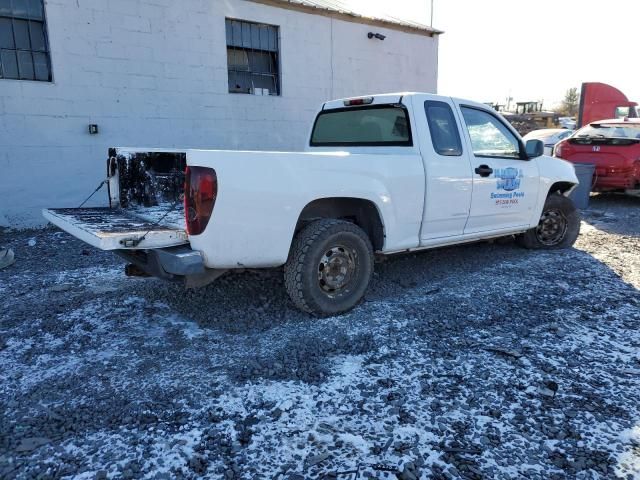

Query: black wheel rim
[535,208,568,246]
[317,245,357,298]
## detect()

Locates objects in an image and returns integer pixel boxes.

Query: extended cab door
[454,102,540,234]
[411,95,474,242]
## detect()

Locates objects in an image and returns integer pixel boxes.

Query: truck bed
[43,208,188,250]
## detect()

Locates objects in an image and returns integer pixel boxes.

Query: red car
[554,118,640,192]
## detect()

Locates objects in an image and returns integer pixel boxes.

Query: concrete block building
[0,0,441,226]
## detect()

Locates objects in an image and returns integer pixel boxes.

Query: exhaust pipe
[125,264,151,277]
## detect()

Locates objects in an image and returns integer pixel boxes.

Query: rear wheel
[284,219,374,316]
[517,193,580,249]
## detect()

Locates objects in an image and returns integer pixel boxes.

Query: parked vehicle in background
[502,102,560,136]
[559,117,577,130]
[578,82,638,128]
[43,93,581,316]
[523,129,574,155]
[554,118,640,193]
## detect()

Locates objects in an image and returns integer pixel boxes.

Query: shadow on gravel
[156,270,304,333]
[159,236,596,335]
[3,224,635,341]
[582,193,640,237]
[156,239,525,334]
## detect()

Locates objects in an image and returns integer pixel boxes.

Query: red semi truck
[555,83,640,193]
[577,82,638,128]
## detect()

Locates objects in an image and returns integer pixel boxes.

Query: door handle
[475,164,493,177]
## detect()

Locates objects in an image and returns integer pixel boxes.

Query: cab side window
[461,107,521,159]
[424,101,463,156]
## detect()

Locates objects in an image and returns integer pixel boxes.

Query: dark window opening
[310,105,413,147]
[424,100,463,156]
[226,18,279,96]
[0,0,51,81]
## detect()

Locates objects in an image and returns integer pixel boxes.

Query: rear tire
[284,219,374,316]
[517,193,580,249]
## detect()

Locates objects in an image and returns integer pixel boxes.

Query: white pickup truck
[44,93,580,316]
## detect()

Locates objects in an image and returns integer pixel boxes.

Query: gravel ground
[1,193,639,480]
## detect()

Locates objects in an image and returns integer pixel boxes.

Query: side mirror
[525,139,544,158]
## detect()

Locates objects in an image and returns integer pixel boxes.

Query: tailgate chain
[123,200,181,248]
[78,179,108,208]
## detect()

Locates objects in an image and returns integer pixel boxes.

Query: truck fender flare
[291,197,386,252]
[548,181,578,197]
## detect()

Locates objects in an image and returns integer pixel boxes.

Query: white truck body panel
[186,149,425,268]
[406,94,474,240]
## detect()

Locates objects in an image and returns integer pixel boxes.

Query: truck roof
[322,92,488,112]
[322,93,410,110]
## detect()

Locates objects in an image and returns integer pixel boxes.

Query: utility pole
[430,0,434,27]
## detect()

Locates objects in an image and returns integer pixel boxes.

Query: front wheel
[284,219,374,316]
[517,193,580,249]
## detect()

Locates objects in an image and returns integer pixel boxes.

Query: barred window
[225,19,280,96]
[0,0,51,81]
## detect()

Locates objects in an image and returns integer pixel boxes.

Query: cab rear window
[310,105,412,147]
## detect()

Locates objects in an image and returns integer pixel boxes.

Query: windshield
[310,105,412,146]
[575,124,640,140]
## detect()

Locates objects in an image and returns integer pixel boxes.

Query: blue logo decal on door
[494,167,523,191]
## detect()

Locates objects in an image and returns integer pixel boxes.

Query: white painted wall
[0,0,438,227]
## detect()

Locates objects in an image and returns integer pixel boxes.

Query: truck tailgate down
[43,207,188,251]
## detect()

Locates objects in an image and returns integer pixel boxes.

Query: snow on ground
[0,193,639,479]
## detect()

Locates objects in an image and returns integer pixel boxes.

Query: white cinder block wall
[0,0,439,227]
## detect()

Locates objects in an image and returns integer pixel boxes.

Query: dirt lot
[1,194,639,480]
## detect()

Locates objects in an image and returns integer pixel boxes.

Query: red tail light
[184,166,217,236]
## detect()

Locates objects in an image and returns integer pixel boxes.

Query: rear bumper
[116,246,205,280]
[593,174,639,191]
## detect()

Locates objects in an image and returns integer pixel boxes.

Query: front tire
[284,219,374,316]
[517,193,580,249]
